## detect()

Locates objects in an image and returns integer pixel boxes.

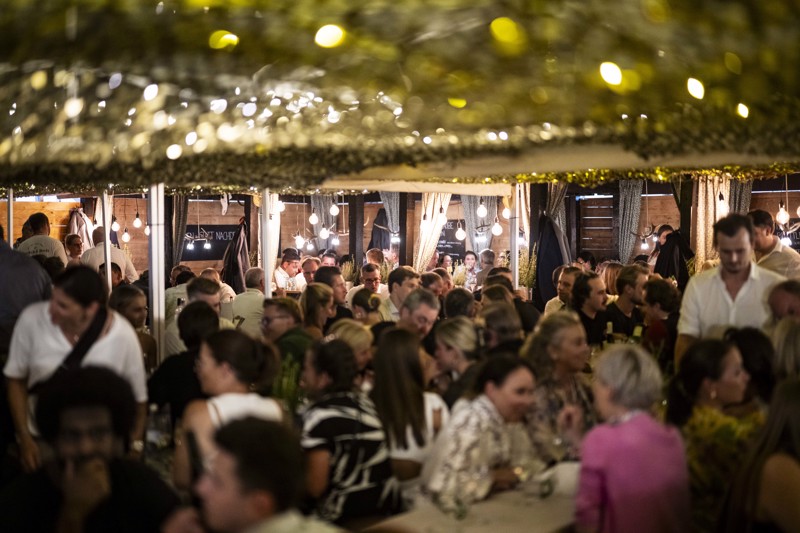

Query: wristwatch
[131,439,145,453]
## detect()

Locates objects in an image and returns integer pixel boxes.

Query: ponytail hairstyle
[203,330,276,389]
[352,288,381,314]
[665,339,733,427]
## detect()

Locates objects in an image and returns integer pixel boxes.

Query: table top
[364,490,575,533]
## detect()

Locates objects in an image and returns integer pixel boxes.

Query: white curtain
[462,195,498,253]
[258,193,282,281]
[618,180,643,262]
[379,191,401,234]
[693,174,731,265]
[546,182,569,232]
[414,192,452,271]
[311,195,335,250]
[520,184,532,247]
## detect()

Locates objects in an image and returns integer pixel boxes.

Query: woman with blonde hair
[300,282,336,341]
[328,318,374,390]
[771,317,800,382]
[522,310,596,463]
[435,316,481,408]
[351,287,382,326]
[602,261,623,301]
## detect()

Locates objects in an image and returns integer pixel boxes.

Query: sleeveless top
[206,392,283,428]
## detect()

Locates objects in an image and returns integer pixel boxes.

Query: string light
[640,238,648,250]
[144,224,151,236]
[309,208,319,225]
[319,227,330,240]
[329,203,340,216]
[491,216,503,236]
[502,206,511,219]
[121,227,131,243]
[294,234,305,248]
[111,216,120,232]
[476,199,488,218]
[331,235,340,246]
[777,201,791,225]
[716,191,729,219]
[455,221,466,241]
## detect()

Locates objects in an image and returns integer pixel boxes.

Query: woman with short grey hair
[574,345,690,533]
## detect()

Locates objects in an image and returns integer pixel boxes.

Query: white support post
[261,188,272,298]
[511,184,519,290]
[148,184,167,364]
[6,188,13,243]
[100,190,113,290]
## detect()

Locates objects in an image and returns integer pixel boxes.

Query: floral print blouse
[682,405,761,533]
[526,373,597,463]
[425,395,529,511]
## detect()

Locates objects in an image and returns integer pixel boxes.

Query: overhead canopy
[1,1,800,194]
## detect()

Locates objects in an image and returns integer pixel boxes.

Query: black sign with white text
[181,225,239,261]
[437,219,467,262]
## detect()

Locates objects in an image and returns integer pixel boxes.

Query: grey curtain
[172,194,189,265]
[545,182,571,264]
[379,191,400,234]
[462,195,498,253]
[618,180,643,262]
[310,195,335,250]
[729,179,753,215]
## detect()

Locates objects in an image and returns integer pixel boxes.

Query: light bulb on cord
[309,209,319,225]
[420,213,429,231]
[331,235,340,246]
[276,200,286,212]
[111,218,121,232]
[306,241,315,252]
[476,200,488,218]
[294,234,305,248]
[319,227,330,240]
[491,216,503,236]
[391,233,401,244]
[781,236,793,246]
[202,241,210,250]
[439,205,447,225]
[186,241,195,250]
[640,238,648,250]
[455,223,466,241]
[132,211,142,228]
[716,192,729,219]
[329,203,340,216]
[475,233,486,244]
[121,228,131,243]
[144,225,151,236]
[777,202,791,225]
[502,206,511,219]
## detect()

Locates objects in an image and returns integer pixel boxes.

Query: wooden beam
[398,193,409,265]
[348,195,365,265]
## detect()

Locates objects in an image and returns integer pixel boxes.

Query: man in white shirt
[272,250,306,291]
[16,213,68,266]
[676,214,785,363]
[378,266,420,322]
[345,263,389,309]
[233,268,266,339]
[164,277,235,356]
[748,209,800,279]
[81,226,139,283]
[201,268,237,302]
[543,266,582,315]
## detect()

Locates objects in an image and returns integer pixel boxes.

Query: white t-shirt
[17,235,68,266]
[345,283,390,309]
[4,302,148,433]
[390,392,449,463]
[81,245,139,282]
[207,392,283,428]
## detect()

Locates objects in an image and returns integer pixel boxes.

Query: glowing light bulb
[144,225,151,236]
[143,84,159,101]
[319,227,330,240]
[476,200,488,218]
[309,210,319,225]
[315,24,346,48]
[640,238,648,250]
[64,97,84,118]
[687,78,705,99]
[781,236,793,246]
[737,103,749,118]
[306,241,315,252]
[186,241,195,250]
[420,214,429,231]
[777,203,790,225]
[491,217,503,236]
[203,241,211,250]
[502,206,511,219]
[111,219,121,232]
[331,235,340,246]
[716,192,729,219]
[599,62,623,86]
[329,203,340,216]
[132,212,142,228]
[455,225,467,241]
[121,228,131,243]
[294,234,305,248]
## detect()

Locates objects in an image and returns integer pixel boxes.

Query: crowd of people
[1,208,800,533]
